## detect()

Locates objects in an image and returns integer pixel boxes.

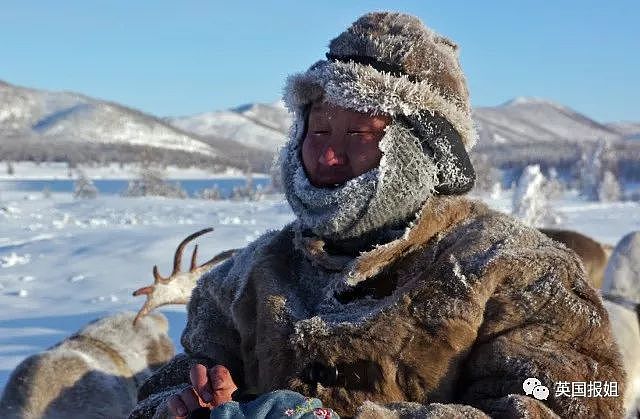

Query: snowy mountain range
[169,95,639,151]
[0,81,270,171]
[474,97,628,146]
[166,101,289,153]
[1,80,639,172]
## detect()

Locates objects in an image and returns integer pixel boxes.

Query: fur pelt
[604,300,640,418]
[539,228,611,288]
[131,196,625,418]
[0,312,174,419]
[602,231,640,418]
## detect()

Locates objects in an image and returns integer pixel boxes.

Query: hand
[167,364,238,419]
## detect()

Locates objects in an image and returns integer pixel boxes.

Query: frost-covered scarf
[280,115,441,249]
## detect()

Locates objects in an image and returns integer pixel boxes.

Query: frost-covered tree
[231,183,263,201]
[545,168,565,200]
[6,161,15,176]
[512,165,561,227]
[578,139,618,201]
[73,170,98,199]
[122,167,187,198]
[598,170,621,202]
[578,142,603,200]
[231,161,263,201]
[197,185,222,200]
[470,153,502,193]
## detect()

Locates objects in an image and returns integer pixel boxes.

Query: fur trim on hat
[282,12,477,149]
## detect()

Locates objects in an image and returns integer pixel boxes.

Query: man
[131,12,625,418]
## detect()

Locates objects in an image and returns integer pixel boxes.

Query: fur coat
[130,196,625,418]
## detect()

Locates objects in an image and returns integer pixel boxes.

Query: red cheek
[347,143,382,169]
[301,135,319,173]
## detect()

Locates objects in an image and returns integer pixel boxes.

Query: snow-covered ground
[1,187,639,392]
[0,161,269,180]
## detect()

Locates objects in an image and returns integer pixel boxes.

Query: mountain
[171,96,634,152]
[166,101,291,153]
[605,122,640,141]
[1,79,637,175]
[473,97,623,146]
[0,81,267,170]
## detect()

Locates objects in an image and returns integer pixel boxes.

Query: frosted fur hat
[280,12,476,247]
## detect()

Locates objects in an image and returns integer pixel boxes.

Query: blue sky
[1,0,638,122]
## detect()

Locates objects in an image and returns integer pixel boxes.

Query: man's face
[301,101,391,187]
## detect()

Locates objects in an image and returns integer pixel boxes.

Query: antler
[132,228,237,325]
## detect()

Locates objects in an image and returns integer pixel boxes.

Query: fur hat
[283,11,477,151]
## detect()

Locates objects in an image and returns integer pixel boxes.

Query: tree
[6,161,15,176]
[512,165,562,227]
[470,153,502,193]
[73,170,99,199]
[598,170,621,202]
[231,160,263,201]
[197,186,222,200]
[122,167,187,198]
[578,139,618,201]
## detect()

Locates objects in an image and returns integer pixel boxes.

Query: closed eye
[311,130,329,135]
[347,131,380,138]
[348,131,378,142]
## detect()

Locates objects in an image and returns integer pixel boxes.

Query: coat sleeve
[357,246,627,419]
[129,257,244,419]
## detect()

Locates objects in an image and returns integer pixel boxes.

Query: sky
[1,0,638,122]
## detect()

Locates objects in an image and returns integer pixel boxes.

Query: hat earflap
[399,113,475,195]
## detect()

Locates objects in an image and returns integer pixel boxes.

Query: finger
[208,365,231,390]
[208,365,237,406]
[190,363,213,403]
[179,387,202,413]
[167,394,188,419]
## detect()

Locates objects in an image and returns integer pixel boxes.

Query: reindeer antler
[132,228,237,325]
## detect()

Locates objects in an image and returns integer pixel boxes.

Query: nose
[318,145,345,166]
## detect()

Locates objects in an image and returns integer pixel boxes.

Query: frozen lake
[0,177,270,198]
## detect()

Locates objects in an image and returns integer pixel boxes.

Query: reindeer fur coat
[131,196,625,418]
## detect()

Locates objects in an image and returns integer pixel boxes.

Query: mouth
[312,169,352,187]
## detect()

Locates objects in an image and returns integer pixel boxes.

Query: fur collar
[293,195,478,286]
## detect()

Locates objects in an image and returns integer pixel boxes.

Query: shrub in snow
[268,158,284,193]
[197,186,222,200]
[231,184,264,201]
[512,165,562,227]
[230,166,264,201]
[6,161,14,175]
[597,170,621,202]
[73,171,98,199]
[122,167,187,199]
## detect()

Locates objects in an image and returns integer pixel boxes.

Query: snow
[1,186,639,392]
[0,82,223,158]
[474,97,620,145]
[0,161,263,180]
[167,102,291,152]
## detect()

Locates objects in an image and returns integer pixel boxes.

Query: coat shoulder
[438,199,581,276]
[195,225,294,301]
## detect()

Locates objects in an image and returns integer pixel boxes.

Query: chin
[312,171,354,187]
[311,180,343,188]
